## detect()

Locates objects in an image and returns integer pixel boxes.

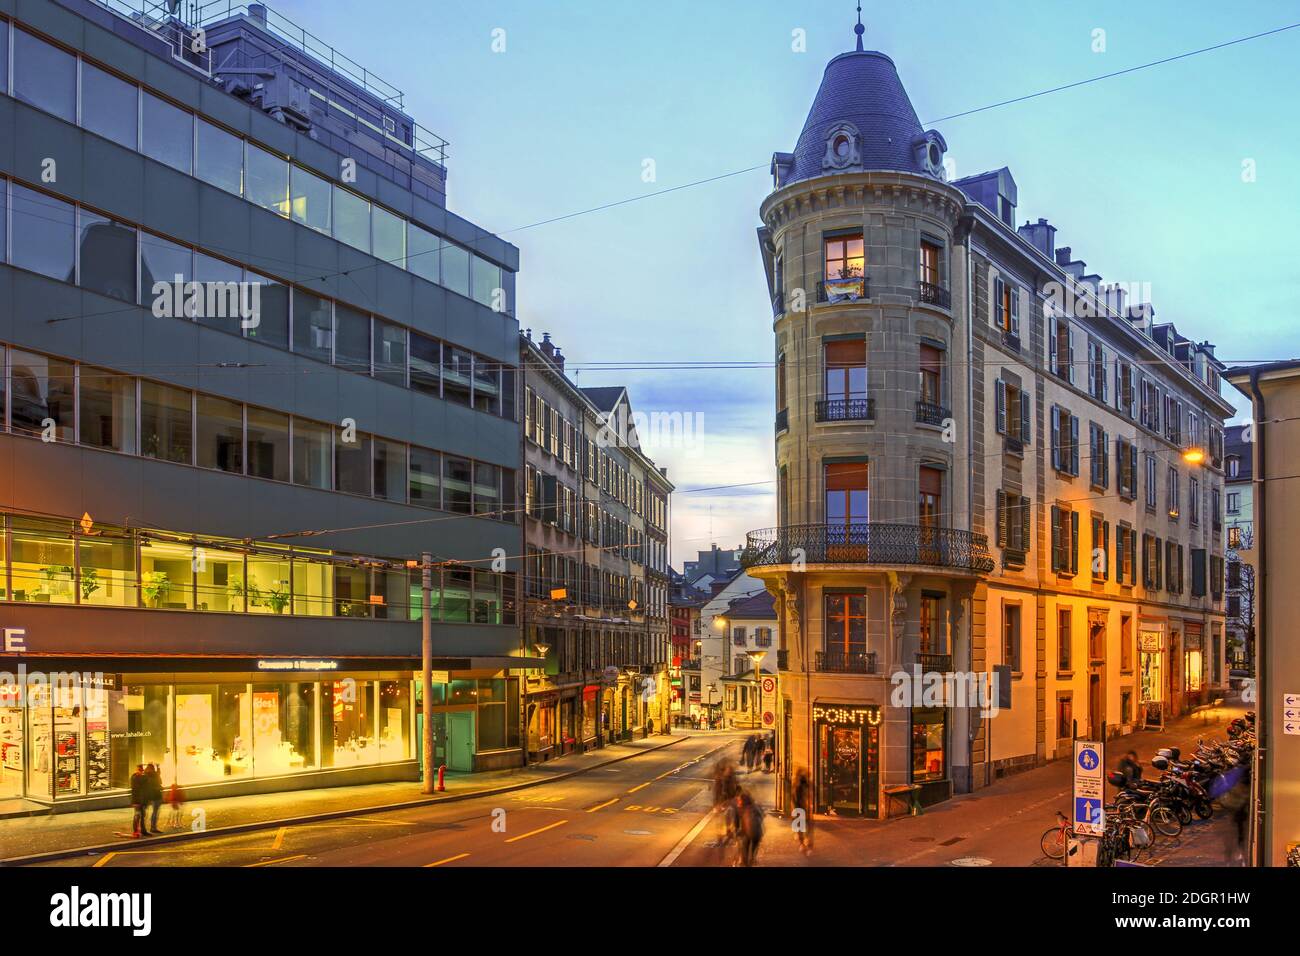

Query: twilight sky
[274,0,1300,566]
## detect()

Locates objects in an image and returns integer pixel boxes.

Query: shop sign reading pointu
[812,704,881,726]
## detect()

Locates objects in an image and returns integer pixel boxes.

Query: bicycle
[1040,810,1073,861]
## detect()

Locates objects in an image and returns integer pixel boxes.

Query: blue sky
[274,0,1300,565]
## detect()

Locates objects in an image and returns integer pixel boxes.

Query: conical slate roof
[786,49,929,185]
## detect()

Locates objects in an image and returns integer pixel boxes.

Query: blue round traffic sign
[1077,747,1099,771]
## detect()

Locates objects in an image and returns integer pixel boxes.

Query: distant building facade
[1223,424,1255,670]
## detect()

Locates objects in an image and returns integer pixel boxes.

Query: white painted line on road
[657,810,715,868]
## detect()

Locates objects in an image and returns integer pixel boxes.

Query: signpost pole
[420,551,434,795]
[1069,719,1105,867]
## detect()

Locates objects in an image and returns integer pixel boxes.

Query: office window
[81,61,138,150]
[290,165,332,234]
[140,231,192,300]
[1003,602,1021,671]
[292,289,333,362]
[407,223,441,285]
[291,418,331,489]
[441,242,471,298]
[9,349,75,441]
[141,92,193,174]
[10,185,75,282]
[333,305,371,374]
[78,365,136,453]
[409,332,441,396]
[333,186,371,253]
[245,144,289,217]
[442,346,473,406]
[472,255,502,308]
[474,462,502,517]
[78,211,136,302]
[473,355,500,415]
[334,430,373,496]
[13,29,76,122]
[373,205,406,268]
[0,21,7,95]
[443,456,473,514]
[373,320,408,387]
[245,272,290,348]
[194,251,244,334]
[245,406,290,482]
[195,394,244,474]
[0,177,5,263]
[140,381,193,464]
[409,446,442,508]
[195,119,243,196]
[10,517,77,604]
[373,438,407,502]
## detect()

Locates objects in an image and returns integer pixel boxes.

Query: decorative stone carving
[822,122,861,171]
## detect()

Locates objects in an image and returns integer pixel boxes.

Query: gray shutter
[1011,286,1020,335]
[1020,391,1031,445]
[1050,505,1061,571]
[1070,511,1080,575]
[997,492,1007,547]
[1049,320,1058,374]
[1020,496,1031,553]
[994,277,1005,328]
[1069,415,1080,475]
[1103,521,1111,579]
[1051,407,1061,470]
[996,379,1007,434]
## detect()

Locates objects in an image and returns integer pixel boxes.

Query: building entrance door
[1088,671,1104,741]
[815,719,880,817]
[446,712,474,772]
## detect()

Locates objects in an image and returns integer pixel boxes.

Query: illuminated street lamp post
[747,649,767,729]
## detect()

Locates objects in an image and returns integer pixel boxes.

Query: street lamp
[1182,447,1206,466]
[746,650,767,729]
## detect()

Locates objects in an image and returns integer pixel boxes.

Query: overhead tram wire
[34,19,1300,330]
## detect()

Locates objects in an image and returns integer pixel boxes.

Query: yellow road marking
[424,852,470,867]
[504,820,568,843]
[627,782,651,794]
[244,854,306,868]
[91,852,117,868]
[587,798,619,813]
[271,827,286,850]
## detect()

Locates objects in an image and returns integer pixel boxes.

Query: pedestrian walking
[145,763,164,834]
[762,740,774,774]
[166,781,186,829]
[128,764,148,838]
[791,766,814,855]
[735,790,765,866]
[1116,749,1143,788]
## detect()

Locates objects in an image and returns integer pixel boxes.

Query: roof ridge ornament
[855,2,865,52]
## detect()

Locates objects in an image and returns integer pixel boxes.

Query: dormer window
[912,130,948,179]
[821,122,861,171]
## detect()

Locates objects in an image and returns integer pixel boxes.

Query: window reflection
[333,305,370,374]
[441,242,470,297]
[245,273,290,348]
[13,29,76,122]
[291,418,331,489]
[407,223,440,284]
[246,406,290,482]
[140,232,193,311]
[245,144,290,217]
[78,212,137,302]
[409,447,441,509]
[333,186,370,253]
[373,438,407,502]
[79,364,136,453]
[335,430,372,496]
[81,61,138,150]
[197,120,243,197]
[140,381,193,464]
[142,92,193,174]
[409,333,440,396]
[292,290,333,362]
[10,185,75,282]
[290,166,331,234]
[372,205,405,268]
[9,349,74,441]
[196,394,244,473]
[194,252,245,335]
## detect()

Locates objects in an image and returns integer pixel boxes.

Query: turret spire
[855,2,865,52]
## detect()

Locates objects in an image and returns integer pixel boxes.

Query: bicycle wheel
[1150,803,1183,837]
[1194,799,1214,820]
[1040,825,1068,860]
[1174,801,1192,826]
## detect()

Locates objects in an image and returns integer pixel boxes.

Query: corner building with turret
[747,24,1231,817]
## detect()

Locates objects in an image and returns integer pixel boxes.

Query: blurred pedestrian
[735,790,765,866]
[1116,749,1143,788]
[145,763,164,834]
[791,766,814,855]
[1219,763,1251,865]
[166,781,186,829]
[128,764,148,838]
[762,740,774,774]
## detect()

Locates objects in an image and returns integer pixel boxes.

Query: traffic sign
[760,674,777,729]
[1287,694,1300,735]
[1073,740,1105,837]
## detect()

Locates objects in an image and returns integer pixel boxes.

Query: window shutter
[1070,511,1080,575]
[996,379,1007,434]
[994,277,1005,328]
[1069,415,1080,475]
[1010,287,1020,335]
[1020,496,1031,553]
[1103,521,1111,579]
[1051,407,1061,470]
[1129,444,1138,497]
[1102,431,1110,488]
[1050,505,1061,571]
[1020,391,1031,445]
[1067,332,1075,384]
[1049,320,1058,374]
[997,492,1007,547]
[1130,531,1138,586]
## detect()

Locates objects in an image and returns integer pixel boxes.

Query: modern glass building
[0,0,528,808]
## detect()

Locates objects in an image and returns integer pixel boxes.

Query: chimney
[1054,246,1072,266]
[540,332,555,360]
[552,347,565,373]
[1017,218,1056,259]
[1103,283,1127,317]
[710,580,728,596]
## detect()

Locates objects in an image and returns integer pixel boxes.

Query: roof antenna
[855,2,865,51]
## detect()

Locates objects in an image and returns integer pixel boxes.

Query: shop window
[196,394,245,474]
[246,406,290,482]
[245,143,289,217]
[78,211,137,302]
[139,232,192,303]
[409,332,441,396]
[477,679,519,751]
[334,429,373,496]
[472,255,502,308]
[77,532,136,607]
[441,242,471,298]
[373,205,406,268]
[373,438,407,503]
[194,251,245,335]
[140,381,193,464]
[373,320,408,386]
[292,289,333,362]
[332,186,371,254]
[10,185,75,282]
[291,417,332,489]
[334,304,371,374]
[10,518,76,604]
[243,552,291,615]
[442,346,473,406]
[194,545,244,613]
[111,685,173,790]
[141,92,193,174]
[245,273,290,349]
[292,554,334,616]
[409,446,442,509]
[196,119,243,197]
[443,456,473,514]
[13,29,76,122]
[407,223,441,285]
[252,682,316,773]
[322,679,376,768]
[911,708,945,782]
[448,680,478,705]
[378,682,412,761]
[139,538,195,610]
[290,165,332,234]
[9,348,74,441]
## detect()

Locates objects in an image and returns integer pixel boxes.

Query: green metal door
[447,712,475,772]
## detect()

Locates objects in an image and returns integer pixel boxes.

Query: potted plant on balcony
[263,581,290,615]
[825,265,865,302]
[142,571,171,608]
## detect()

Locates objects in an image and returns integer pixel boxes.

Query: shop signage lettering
[109,731,152,739]
[256,659,339,671]
[812,705,881,726]
[3,627,27,652]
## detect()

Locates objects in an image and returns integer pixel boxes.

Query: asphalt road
[37,734,741,868]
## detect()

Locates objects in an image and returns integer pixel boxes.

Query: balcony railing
[816,278,870,303]
[816,398,875,422]
[1002,329,1021,352]
[916,653,953,673]
[918,281,950,309]
[742,523,995,573]
[776,407,789,432]
[915,400,950,426]
[816,650,877,674]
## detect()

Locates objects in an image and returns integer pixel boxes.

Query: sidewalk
[745,703,1248,868]
[0,733,688,865]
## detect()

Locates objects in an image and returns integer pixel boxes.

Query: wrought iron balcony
[915,400,950,426]
[918,281,950,309]
[916,653,953,673]
[816,277,870,303]
[1002,329,1021,353]
[816,650,877,674]
[776,407,789,432]
[816,398,874,422]
[742,523,994,573]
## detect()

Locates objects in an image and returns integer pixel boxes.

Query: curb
[1,735,693,867]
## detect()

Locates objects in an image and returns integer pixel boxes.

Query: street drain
[567,833,597,841]
[939,836,966,847]
[950,856,992,867]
